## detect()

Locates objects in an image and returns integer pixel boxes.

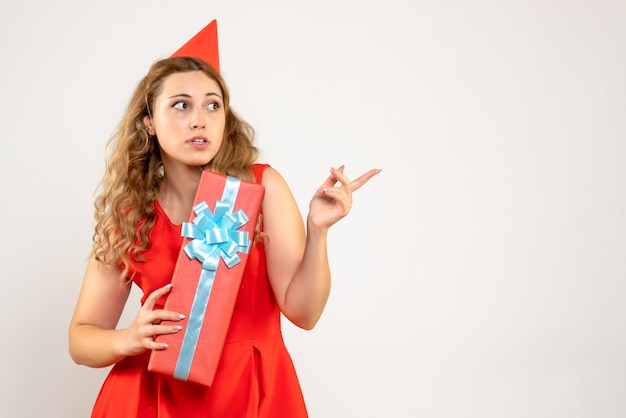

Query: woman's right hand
[119,284,185,356]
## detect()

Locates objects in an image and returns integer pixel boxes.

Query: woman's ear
[143,115,155,136]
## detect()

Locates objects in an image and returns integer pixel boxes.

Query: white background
[0,1,625,417]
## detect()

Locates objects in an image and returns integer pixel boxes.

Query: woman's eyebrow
[167,92,223,100]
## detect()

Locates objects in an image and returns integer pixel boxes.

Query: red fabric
[91,164,308,418]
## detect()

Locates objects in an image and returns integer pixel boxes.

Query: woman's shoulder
[254,165,294,200]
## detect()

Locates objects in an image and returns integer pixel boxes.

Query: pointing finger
[349,169,382,192]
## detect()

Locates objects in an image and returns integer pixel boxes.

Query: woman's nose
[190,110,207,129]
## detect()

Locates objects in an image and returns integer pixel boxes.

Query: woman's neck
[158,163,203,224]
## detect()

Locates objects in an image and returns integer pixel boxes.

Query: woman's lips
[188,136,209,148]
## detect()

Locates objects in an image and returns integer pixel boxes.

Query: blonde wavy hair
[92,56,258,279]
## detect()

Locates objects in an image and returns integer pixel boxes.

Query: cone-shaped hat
[171,20,220,72]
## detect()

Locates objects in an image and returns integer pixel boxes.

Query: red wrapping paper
[148,170,264,386]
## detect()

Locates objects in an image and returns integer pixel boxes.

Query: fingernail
[173,326,183,331]
[176,314,186,319]
[160,343,169,349]
[165,284,172,289]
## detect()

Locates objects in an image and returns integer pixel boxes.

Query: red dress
[91,164,308,418]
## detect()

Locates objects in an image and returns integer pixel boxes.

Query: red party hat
[171,20,220,72]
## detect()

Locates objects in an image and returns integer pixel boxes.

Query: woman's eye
[173,101,187,110]
[207,102,220,111]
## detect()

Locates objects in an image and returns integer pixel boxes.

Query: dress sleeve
[250,163,270,184]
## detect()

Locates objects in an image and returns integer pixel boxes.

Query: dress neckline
[154,199,183,228]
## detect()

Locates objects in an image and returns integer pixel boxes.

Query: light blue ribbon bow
[181,200,252,270]
[173,176,250,381]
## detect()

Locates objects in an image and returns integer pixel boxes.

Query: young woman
[69,56,380,417]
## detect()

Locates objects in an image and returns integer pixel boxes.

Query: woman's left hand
[308,166,381,229]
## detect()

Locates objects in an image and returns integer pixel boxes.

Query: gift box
[148,170,264,386]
